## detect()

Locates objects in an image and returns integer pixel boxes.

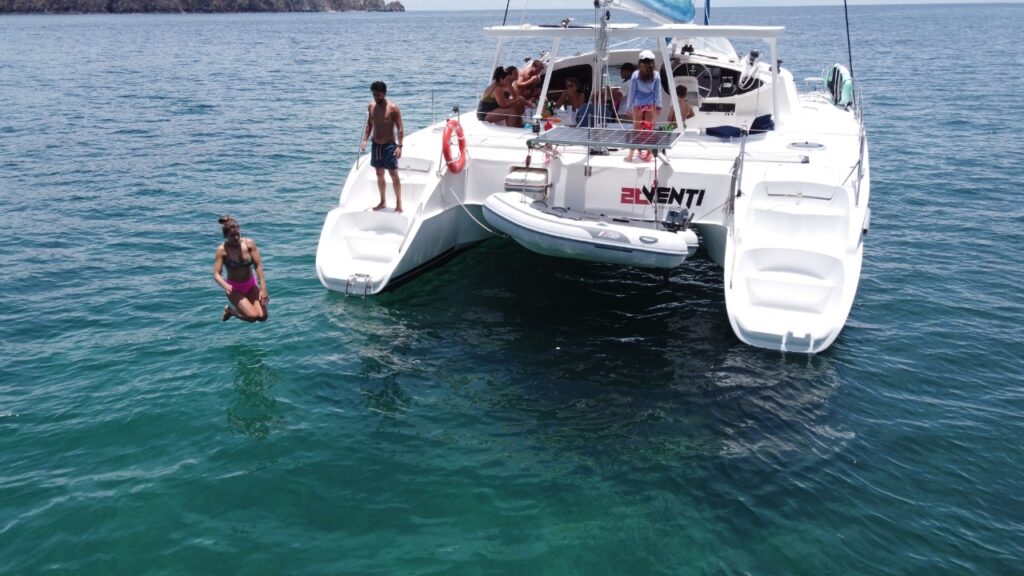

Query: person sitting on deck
[666,84,696,130]
[513,60,545,102]
[606,62,636,123]
[477,66,530,127]
[553,77,587,125]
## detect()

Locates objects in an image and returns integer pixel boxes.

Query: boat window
[663,62,761,100]
[546,64,593,100]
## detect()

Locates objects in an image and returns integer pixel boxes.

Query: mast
[594,1,611,128]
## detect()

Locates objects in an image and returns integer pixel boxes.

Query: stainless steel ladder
[345,273,372,297]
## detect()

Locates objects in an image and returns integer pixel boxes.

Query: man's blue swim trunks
[371,142,398,170]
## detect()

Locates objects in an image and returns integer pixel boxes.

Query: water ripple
[0,6,1022,575]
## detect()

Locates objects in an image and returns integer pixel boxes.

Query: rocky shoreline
[0,0,404,14]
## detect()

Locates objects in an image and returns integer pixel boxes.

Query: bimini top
[483,23,784,41]
[612,0,697,24]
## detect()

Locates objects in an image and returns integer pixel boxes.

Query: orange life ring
[442,119,467,174]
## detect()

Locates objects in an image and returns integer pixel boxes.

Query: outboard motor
[662,208,691,233]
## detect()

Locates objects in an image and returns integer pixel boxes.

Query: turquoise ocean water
[2,4,1023,573]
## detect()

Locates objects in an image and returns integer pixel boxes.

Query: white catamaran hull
[315,153,491,295]
[315,7,871,353]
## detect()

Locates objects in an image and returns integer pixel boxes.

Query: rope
[442,174,506,238]
[500,1,531,75]
[737,54,758,91]
[356,109,371,170]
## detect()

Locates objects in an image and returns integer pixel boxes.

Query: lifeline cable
[444,180,505,238]
[356,109,371,170]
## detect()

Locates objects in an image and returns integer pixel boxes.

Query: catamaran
[315,0,870,354]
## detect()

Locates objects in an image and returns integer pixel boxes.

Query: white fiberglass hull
[315,150,491,295]
[723,151,871,354]
[315,15,872,354]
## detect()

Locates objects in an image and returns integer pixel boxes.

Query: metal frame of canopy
[527,125,683,151]
[484,23,785,127]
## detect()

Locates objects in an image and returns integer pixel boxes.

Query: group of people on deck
[213,50,698,325]
[477,50,695,154]
[477,60,546,127]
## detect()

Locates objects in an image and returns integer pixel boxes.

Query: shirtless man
[513,59,544,101]
[667,84,696,129]
[360,80,405,213]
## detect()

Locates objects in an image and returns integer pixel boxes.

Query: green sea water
[1,5,1022,574]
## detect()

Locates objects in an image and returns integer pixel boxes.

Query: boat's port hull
[316,203,491,295]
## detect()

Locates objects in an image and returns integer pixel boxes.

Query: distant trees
[0,0,405,13]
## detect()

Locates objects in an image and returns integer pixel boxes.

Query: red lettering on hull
[619,187,651,205]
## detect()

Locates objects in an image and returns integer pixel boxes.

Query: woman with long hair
[624,50,663,161]
[477,66,529,127]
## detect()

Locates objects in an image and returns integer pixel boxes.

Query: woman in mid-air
[213,215,269,322]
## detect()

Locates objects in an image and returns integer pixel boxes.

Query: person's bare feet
[372,203,387,211]
[222,305,232,322]
[395,206,403,214]
[624,156,634,163]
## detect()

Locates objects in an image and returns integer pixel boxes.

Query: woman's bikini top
[225,241,254,270]
[480,88,499,105]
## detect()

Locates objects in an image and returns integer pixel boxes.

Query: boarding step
[762,183,837,201]
[345,231,405,263]
[361,165,433,182]
[731,307,835,353]
[735,248,844,314]
[743,270,839,315]
[750,201,846,218]
[746,206,848,245]
[346,185,427,213]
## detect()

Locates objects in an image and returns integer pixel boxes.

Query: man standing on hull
[360,80,405,213]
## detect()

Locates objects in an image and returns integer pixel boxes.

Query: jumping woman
[213,215,269,323]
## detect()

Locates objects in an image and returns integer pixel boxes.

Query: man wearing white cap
[625,49,663,162]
